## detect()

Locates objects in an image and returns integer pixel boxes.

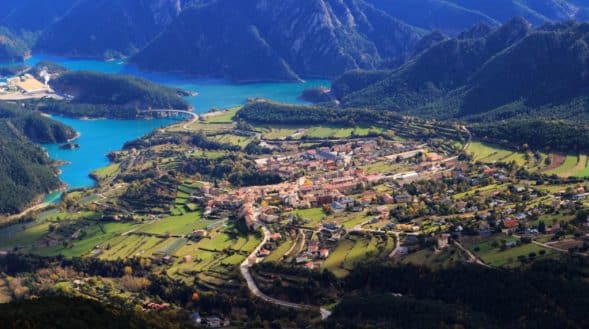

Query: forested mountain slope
[0,103,76,214]
[366,0,589,35]
[35,0,185,59]
[131,0,423,81]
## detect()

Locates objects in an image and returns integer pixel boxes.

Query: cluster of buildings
[255,140,426,179]
[194,142,451,230]
[2,74,49,94]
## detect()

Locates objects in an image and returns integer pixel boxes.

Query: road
[389,232,401,258]
[2,201,53,224]
[240,226,332,319]
[143,109,199,130]
[454,240,491,268]
[462,125,473,152]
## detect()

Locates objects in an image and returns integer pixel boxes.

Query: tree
[538,220,546,234]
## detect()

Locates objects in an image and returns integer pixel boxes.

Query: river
[17,55,328,190]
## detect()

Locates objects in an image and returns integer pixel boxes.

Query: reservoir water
[17,55,329,189]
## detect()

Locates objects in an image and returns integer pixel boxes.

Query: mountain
[131,0,424,81]
[364,0,499,35]
[0,27,31,62]
[35,0,185,59]
[0,0,80,32]
[366,0,589,35]
[0,102,76,214]
[325,19,589,150]
[335,18,534,114]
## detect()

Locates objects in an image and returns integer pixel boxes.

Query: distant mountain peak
[458,23,494,39]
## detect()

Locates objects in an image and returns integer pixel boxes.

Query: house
[203,316,222,328]
[382,193,395,204]
[305,262,315,270]
[395,194,413,204]
[143,301,170,311]
[322,222,340,232]
[437,234,450,249]
[320,248,330,258]
[190,312,202,326]
[192,229,208,239]
[502,219,519,231]
[511,186,526,194]
[296,256,310,264]
[257,249,271,257]
[270,233,282,241]
[396,246,409,255]
[331,201,346,213]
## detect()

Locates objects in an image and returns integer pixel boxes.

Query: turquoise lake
[18,55,329,189]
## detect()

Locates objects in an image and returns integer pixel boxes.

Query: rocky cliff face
[0,28,30,61]
[131,0,423,81]
[34,0,185,59]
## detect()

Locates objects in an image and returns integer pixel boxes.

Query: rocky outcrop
[130,0,423,81]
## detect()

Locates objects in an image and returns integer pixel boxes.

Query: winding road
[240,226,332,319]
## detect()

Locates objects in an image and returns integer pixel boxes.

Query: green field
[467,142,515,163]
[401,246,468,268]
[259,125,383,140]
[91,163,120,180]
[466,142,548,170]
[570,154,589,177]
[290,208,327,228]
[471,237,555,267]
[211,134,252,148]
[321,235,392,278]
[546,155,579,177]
[0,222,52,250]
[322,239,354,278]
[204,108,238,123]
[136,211,208,235]
[265,239,294,262]
[305,126,382,139]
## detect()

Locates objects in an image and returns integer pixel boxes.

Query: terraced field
[211,134,252,148]
[265,239,294,262]
[544,154,589,178]
[259,125,383,140]
[545,155,579,176]
[136,211,208,235]
[321,234,394,278]
[467,142,589,177]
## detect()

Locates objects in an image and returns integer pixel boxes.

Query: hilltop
[40,70,190,119]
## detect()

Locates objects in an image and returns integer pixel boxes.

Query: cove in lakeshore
[11,54,329,191]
